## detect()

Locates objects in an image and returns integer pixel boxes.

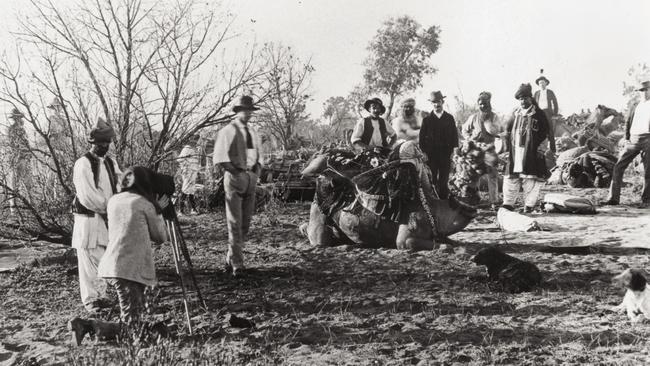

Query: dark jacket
[533,89,559,116]
[504,105,550,179]
[419,111,459,157]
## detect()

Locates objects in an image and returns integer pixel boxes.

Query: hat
[363,98,386,114]
[514,83,533,99]
[400,98,416,107]
[637,80,650,91]
[477,91,492,102]
[47,97,63,109]
[9,108,24,120]
[232,95,259,113]
[535,69,550,85]
[88,117,116,143]
[428,91,446,102]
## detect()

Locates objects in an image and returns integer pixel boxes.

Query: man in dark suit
[419,90,459,199]
[534,72,558,152]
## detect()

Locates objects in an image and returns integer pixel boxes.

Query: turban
[514,83,533,100]
[89,117,116,143]
[477,92,492,102]
[400,98,416,107]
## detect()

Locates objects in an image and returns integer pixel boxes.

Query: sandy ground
[1,177,650,365]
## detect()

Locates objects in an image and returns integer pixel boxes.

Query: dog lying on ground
[470,247,542,293]
[611,268,650,323]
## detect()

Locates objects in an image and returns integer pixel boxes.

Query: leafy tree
[362,16,441,119]
[322,96,356,134]
[256,43,314,151]
[623,62,650,115]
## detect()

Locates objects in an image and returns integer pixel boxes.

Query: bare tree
[256,43,314,151]
[0,0,268,243]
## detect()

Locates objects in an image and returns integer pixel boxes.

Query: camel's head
[596,104,622,119]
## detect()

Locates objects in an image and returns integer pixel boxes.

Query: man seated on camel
[350,97,397,152]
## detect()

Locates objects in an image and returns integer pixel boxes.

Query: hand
[157,194,170,209]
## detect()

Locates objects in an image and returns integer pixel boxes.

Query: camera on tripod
[149,172,177,221]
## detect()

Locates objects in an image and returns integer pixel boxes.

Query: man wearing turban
[391,98,423,143]
[502,84,552,213]
[71,117,122,312]
[461,92,502,209]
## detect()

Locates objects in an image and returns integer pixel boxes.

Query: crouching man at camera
[213,95,262,277]
[68,166,170,346]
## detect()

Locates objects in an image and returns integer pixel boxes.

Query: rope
[418,187,439,238]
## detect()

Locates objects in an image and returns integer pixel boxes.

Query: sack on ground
[497,208,541,232]
[542,193,596,214]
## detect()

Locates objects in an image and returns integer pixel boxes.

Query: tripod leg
[171,219,207,309]
[166,220,193,335]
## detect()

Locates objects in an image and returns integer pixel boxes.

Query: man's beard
[479,109,493,121]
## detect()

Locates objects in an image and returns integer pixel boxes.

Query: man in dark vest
[533,70,558,152]
[350,97,396,152]
[419,90,459,199]
[213,96,261,277]
[71,117,121,312]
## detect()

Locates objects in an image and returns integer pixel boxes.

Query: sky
[1,0,649,120]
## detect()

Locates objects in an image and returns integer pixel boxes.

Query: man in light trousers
[213,96,261,277]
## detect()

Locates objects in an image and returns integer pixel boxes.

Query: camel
[300,141,477,251]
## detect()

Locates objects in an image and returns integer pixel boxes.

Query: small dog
[611,268,650,323]
[471,247,542,293]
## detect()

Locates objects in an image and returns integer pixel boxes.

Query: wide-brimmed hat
[88,117,116,144]
[47,97,63,109]
[637,81,650,91]
[428,91,446,102]
[535,69,550,85]
[514,83,533,99]
[9,108,24,120]
[232,95,259,113]
[363,98,386,114]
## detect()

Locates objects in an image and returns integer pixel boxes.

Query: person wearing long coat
[419,90,459,199]
[503,83,552,213]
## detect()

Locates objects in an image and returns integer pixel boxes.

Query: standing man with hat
[419,90,459,199]
[350,97,396,152]
[213,95,262,277]
[71,117,122,312]
[502,84,551,213]
[391,97,423,143]
[534,70,558,152]
[603,80,650,208]
[462,92,502,209]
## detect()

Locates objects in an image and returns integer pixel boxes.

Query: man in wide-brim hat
[350,97,396,151]
[71,117,122,312]
[603,80,650,208]
[213,95,262,277]
[534,70,559,151]
[419,90,458,199]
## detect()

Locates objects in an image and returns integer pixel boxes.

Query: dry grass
[2,201,650,365]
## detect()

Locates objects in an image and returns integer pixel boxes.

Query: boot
[90,319,122,341]
[68,318,93,346]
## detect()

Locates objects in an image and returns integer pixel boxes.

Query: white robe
[71,155,122,249]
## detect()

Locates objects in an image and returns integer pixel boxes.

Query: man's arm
[449,115,459,148]
[461,115,473,140]
[350,119,367,151]
[550,90,559,115]
[625,106,636,141]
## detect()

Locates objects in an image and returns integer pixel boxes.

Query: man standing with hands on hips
[213,96,262,277]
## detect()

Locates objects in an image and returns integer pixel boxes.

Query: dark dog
[611,268,650,323]
[471,247,542,293]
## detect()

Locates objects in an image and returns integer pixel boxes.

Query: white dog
[612,269,650,323]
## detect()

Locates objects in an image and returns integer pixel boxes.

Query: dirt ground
[2,178,650,365]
